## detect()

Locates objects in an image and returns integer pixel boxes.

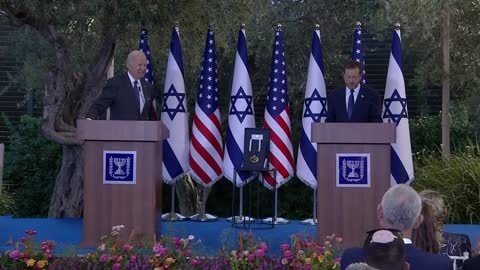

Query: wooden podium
[77,120,169,246]
[311,123,395,248]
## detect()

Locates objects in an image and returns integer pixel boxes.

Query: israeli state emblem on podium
[103,150,137,184]
[336,153,370,187]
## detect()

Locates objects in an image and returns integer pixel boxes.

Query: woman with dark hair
[412,202,440,253]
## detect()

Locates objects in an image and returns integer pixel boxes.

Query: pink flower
[254,248,265,258]
[153,243,168,257]
[283,250,294,259]
[247,254,255,261]
[129,256,137,262]
[100,254,109,263]
[112,263,121,270]
[258,242,269,252]
[25,230,37,235]
[122,244,133,252]
[280,244,290,252]
[183,249,192,257]
[9,250,20,260]
[190,258,200,267]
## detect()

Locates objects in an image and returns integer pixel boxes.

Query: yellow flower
[26,259,36,267]
[318,255,325,262]
[325,250,332,256]
[165,257,175,264]
[154,268,161,270]
[305,258,311,264]
[36,260,48,269]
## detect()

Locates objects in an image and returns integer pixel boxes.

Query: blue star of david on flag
[383,89,408,126]
[304,88,327,122]
[229,86,253,123]
[162,84,186,120]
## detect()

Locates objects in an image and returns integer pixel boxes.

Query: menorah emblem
[346,160,360,179]
[113,158,127,176]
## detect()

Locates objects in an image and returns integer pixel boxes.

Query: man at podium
[326,61,382,123]
[87,50,157,121]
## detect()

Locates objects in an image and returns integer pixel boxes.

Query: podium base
[262,217,289,225]
[161,213,186,222]
[189,213,218,222]
[300,218,317,226]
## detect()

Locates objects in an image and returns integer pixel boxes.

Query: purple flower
[112,263,121,270]
[247,254,255,261]
[100,254,109,263]
[9,250,20,260]
[283,250,294,259]
[279,244,290,252]
[183,248,192,257]
[190,258,200,267]
[254,249,265,258]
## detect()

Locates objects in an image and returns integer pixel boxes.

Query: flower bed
[1,227,342,270]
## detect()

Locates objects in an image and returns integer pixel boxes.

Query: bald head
[127,50,147,80]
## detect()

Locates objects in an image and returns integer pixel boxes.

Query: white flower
[97,243,105,251]
[188,235,195,241]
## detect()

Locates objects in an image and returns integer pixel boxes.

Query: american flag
[296,25,327,189]
[161,25,190,184]
[382,24,414,185]
[223,25,256,187]
[139,28,154,84]
[138,27,158,119]
[352,22,366,84]
[261,24,294,190]
[189,26,223,187]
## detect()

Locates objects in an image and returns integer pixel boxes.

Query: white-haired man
[87,50,156,120]
[341,184,452,270]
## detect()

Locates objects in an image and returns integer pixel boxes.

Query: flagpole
[301,188,318,225]
[161,183,186,221]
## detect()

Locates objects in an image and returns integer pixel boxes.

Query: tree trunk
[441,3,451,158]
[48,145,84,217]
[174,175,203,216]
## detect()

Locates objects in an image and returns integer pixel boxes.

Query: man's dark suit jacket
[87,73,156,120]
[341,244,453,270]
[326,85,382,123]
[463,255,480,270]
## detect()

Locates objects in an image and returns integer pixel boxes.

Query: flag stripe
[163,140,185,179]
[189,154,212,184]
[390,147,409,183]
[264,120,294,167]
[191,135,222,175]
[171,28,184,76]
[311,32,325,74]
[225,128,253,182]
[193,113,223,157]
[299,129,317,178]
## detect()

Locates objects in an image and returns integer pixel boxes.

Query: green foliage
[0,187,14,215]
[2,115,62,217]
[410,104,478,158]
[412,147,480,224]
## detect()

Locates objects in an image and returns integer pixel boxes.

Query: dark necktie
[347,89,355,120]
[133,80,145,113]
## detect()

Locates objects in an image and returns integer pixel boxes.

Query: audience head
[377,184,423,232]
[363,229,408,270]
[419,189,447,228]
[345,262,378,270]
[411,201,440,253]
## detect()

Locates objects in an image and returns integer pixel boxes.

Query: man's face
[343,67,362,89]
[127,53,147,80]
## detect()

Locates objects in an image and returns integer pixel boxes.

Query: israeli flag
[382,25,414,185]
[223,26,256,187]
[296,26,327,189]
[161,25,189,184]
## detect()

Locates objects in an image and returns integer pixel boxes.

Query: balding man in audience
[341,184,452,270]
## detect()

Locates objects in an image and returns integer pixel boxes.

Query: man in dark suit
[87,50,156,120]
[341,184,453,270]
[326,61,382,123]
